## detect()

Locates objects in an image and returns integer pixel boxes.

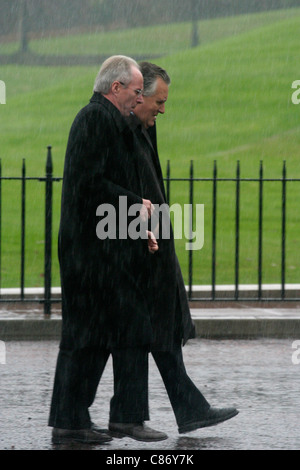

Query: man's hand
[140,199,154,222]
[140,200,157,253]
[146,230,159,254]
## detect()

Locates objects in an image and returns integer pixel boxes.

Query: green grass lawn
[0,8,300,288]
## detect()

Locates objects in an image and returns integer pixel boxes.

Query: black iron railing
[165,159,300,303]
[0,146,62,315]
[0,147,300,316]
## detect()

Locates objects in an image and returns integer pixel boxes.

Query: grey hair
[93,55,140,94]
[139,62,171,97]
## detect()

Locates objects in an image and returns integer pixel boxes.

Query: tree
[19,0,29,53]
[191,0,200,47]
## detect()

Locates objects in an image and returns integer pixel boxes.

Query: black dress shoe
[52,427,112,444]
[178,407,239,434]
[109,422,168,442]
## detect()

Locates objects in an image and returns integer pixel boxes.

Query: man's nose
[159,103,165,114]
[137,94,144,104]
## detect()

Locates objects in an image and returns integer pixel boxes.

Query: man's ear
[111,81,122,95]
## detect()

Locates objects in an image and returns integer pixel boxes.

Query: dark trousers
[48,343,210,431]
[152,342,210,428]
[48,346,149,430]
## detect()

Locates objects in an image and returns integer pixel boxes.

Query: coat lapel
[140,124,167,202]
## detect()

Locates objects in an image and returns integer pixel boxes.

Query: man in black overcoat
[49,56,168,444]
[131,62,239,435]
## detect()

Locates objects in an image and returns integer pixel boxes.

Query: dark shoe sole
[179,409,239,434]
[109,429,168,442]
[52,436,112,444]
[52,432,112,445]
[52,436,112,445]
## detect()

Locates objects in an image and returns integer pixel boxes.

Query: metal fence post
[0,160,2,297]
[211,160,217,300]
[20,159,26,300]
[258,161,263,300]
[235,161,240,300]
[44,146,53,316]
[281,161,286,300]
[166,160,170,206]
[188,160,194,300]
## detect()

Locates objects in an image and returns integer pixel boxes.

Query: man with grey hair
[130,61,239,436]
[49,55,167,444]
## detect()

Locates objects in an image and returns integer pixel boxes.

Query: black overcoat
[58,92,195,351]
[134,120,196,351]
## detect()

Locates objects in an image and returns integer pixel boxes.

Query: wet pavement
[1,336,300,450]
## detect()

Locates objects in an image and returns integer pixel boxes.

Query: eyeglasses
[119,81,143,97]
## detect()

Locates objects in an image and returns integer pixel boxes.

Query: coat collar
[126,111,142,132]
[128,113,167,201]
[90,92,128,134]
[127,112,155,151]
[127,112,157,154]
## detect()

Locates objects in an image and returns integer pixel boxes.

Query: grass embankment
[0,8,299,287]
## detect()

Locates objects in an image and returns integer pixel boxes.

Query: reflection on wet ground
[1,338,299,450]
